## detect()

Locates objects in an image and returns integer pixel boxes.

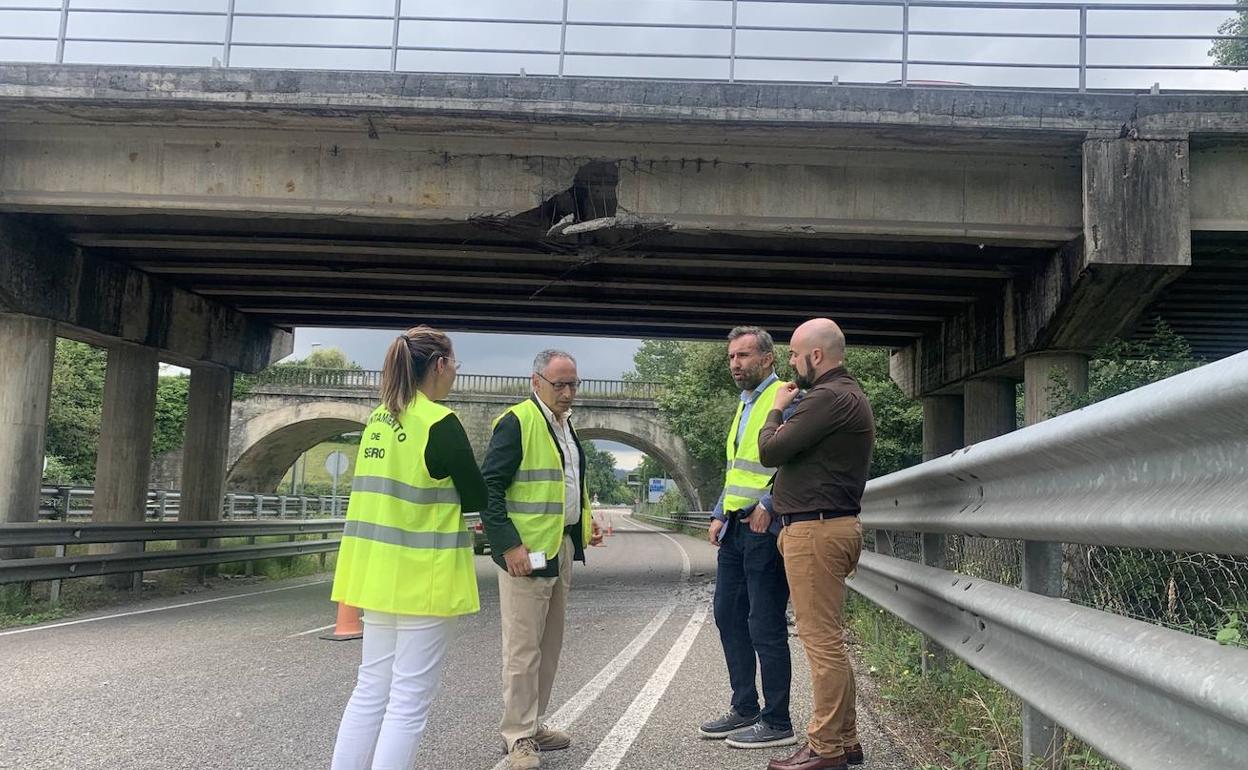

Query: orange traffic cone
[320,602,364,641]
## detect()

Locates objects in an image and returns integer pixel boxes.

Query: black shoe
[698,708,759,739]
[725,722,798,749]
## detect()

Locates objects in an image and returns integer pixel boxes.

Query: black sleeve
[480,412,524,560]
[425,414,488,512]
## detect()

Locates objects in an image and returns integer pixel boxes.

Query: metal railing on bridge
[1,1,1246,91]
[242,367,663,401]
[38,486,350,522]
[637,349,1248,769]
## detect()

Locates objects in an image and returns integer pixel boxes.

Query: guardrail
[243,368,663,401]
[634,350,1248,769]
[38,486,349,521]
[0,512,485,591]
[1,1,1245,91]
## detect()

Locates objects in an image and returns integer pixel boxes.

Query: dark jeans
[713,516,792,731]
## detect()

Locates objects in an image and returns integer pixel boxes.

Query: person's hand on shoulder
[773,381,801,411]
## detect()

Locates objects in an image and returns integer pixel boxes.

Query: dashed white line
[0,578,332,637]
[578,606,710,770]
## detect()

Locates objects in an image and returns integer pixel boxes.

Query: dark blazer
[480,394,590,578]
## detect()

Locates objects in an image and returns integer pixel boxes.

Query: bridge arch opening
[227,402,373,492]
[577,427,702,511]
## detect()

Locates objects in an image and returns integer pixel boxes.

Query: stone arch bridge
[155,370,707,510]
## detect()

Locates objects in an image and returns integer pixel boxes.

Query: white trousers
[330,611,456,770]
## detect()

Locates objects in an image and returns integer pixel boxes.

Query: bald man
[756,319,875,770]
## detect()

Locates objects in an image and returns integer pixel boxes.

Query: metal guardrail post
[729,0,738,83]
[156,490,168,519]
[54,0,69,63]
[558,0,569,77]
[1078,5,1088,92]
[49,544,65,604]
[278,495,288,519]
[390,0,401,72]
[253,493,265,518]
[900,0,910,86]
[225,493,236,520]
[57,487,71,520]
[320,531,328,569]
[300,496,309,519]
[245,535,256,576]
[223,0,236,67]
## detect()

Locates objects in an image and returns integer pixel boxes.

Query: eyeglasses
[433,354,461,372]
[536,372,581,391]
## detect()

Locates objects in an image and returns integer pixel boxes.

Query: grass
[0,535,339,630]
[278,440,357,493]
[847,595,1121,770]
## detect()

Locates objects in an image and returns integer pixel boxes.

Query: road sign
[647,477,667,504]
[325,452,350,476]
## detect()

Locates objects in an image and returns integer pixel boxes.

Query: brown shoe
[534,724,571,751]
[766,745,848,770]
[844,743,864,765]
[508,737,541,770]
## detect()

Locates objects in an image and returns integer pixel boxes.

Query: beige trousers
[778,517,863,760]
[497,535,574,751]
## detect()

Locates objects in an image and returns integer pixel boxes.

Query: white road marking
[621,515,693,582]
[489,604,677,770]
[286,623,337,639]
[578,606,710,770]
[0,578,332,638]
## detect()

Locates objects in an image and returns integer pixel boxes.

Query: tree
[584,443,630,504]
[45,339,106,482]
[302,346,359,369]
[1210,0,1248,69]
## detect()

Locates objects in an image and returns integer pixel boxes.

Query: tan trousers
[778,517,863,759]
[497,535,574,751]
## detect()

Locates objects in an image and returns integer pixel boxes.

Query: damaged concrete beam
[0,216,291,372]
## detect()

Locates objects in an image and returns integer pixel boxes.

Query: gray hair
[726,326,774,354]
[533,349,577,375]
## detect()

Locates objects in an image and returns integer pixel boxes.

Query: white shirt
[534,394,582,527]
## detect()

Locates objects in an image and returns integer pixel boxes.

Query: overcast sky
[8,0,1245,469]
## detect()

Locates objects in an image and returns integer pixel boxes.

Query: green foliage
[1216,612,1243,646]
[849,596,1119,770]
[584,443,632,504]
[629,340,923,487]
[1049,320,1201,417]
[281,346,360,369]
[41,454,76,485]
[46,339,107,482]
[1210,0,1248,69]
[153,375,190,456]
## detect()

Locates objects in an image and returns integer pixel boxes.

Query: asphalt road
[0,511,918,770]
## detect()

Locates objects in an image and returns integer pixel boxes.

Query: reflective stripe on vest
[722,379,782,512]
[495,398,592,560]
[330,394,479,618]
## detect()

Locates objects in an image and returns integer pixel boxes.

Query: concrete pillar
[179,366,233,523]
[963,378,1017,444]
[0,314,56,565]
[919,395,963,674]
[1020,352,1089,768]
[92,344,159,588]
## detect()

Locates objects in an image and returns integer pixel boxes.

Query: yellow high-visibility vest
[495,399,591,560]
[722,379,782,512]
[331,393,479,617]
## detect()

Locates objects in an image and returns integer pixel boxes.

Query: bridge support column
[918,395,963,674]
[92,344,159,589]
[180,366,233,524]
[961,377,1020,582]
[0,314,56,577]
[1020,353,1088,768]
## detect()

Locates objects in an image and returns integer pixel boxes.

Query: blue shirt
[711,373,796,540]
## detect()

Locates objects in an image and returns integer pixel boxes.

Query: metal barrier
[633,351,1248,769]
[0,512,483,586]
[1,1,1245,91]
[37,486,349,521]
[242,367,663,402]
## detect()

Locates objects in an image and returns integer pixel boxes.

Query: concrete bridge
[150,370,707,510]
[2,63,1247,543]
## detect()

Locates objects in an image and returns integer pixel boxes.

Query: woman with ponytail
[330,325,486,770]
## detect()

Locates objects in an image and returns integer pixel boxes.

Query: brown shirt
[758,366,875,517]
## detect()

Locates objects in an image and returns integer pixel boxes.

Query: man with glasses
[481,349,604,770]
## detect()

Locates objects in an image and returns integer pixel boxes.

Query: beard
[732,365,766,391]
[793,353,817,389]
